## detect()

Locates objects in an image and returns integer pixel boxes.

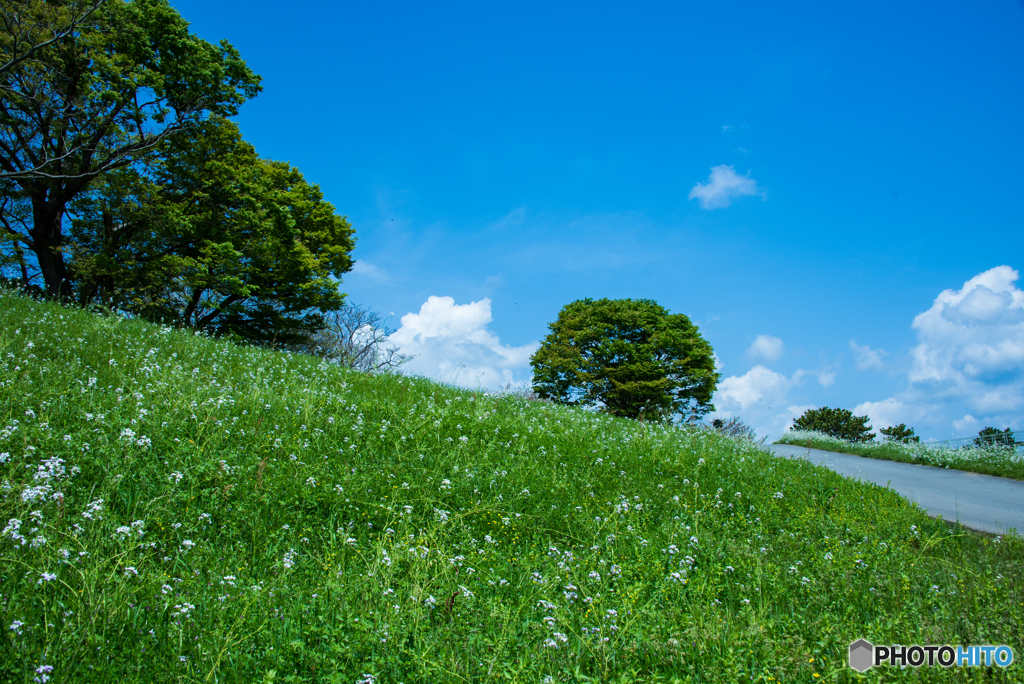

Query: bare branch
[293,303,413,373]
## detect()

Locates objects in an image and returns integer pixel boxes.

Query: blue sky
[172,0,1024,440]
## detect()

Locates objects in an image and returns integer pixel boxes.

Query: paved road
[767,443,1024,535]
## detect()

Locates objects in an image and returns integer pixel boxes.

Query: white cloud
[688,165,763,210]
[851,397,923,431]
[854,266,1024,438]
[909,266,1024,412]
[849,340,888,370]
[717,366,797,412]
[777,404,817,433]
[746,334,784,362]
[389,296,539,390]
[952,414,979,433]
[713,363,839,439]
[350,261,391,283]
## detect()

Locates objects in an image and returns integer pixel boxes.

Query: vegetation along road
[768,443,1024,535]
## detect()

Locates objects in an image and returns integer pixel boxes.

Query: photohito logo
[849,640,1014,672]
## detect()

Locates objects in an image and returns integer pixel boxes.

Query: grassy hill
[0,289,1021,683]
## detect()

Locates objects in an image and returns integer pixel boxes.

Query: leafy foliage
[530,298,719,421]
[791,406,875,442]
[66,118,354,345]
[0,0,261,297]
[975,427,1017,448]
[879,423,919,444]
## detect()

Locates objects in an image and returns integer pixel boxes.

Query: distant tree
[67,118,354,345]
[530,298,719,422]
[709,416,764,444]
[0,0,261,298]
[791,407,875,443]
[975,427,1016,448]
[294,302,411,373]
[879,423,919,444]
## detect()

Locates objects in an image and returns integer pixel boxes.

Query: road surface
[767,443,1023,535]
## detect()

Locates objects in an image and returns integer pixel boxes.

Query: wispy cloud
[350,261,391,283]
[689,165,763,210]
[746,334,784,363]
[849,340,888,370]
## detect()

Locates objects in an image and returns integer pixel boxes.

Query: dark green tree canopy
[975,427,1016,448]
[879,423,919,443]
[67,117,354,344]
[0,0,261,297]
[791,407,875,443]
[530,298,719,421]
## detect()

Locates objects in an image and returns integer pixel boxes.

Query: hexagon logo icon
[849,639,874,672]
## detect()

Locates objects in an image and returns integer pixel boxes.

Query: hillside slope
[0,290,1021,683]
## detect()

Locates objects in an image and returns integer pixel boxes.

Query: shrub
[975,427,1017,448]
[879,423,919,444]
[791,407,874,442]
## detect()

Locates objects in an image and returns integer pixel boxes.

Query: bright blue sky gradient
[172,0,1024,440]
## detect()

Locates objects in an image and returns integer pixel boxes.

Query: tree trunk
[30,193,73,300]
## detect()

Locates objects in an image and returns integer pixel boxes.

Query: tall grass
[0,289,1021,683]
[777,430,1024,481]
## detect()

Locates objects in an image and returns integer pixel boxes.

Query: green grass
[776,431,1024,482]
[0,289,1022,683]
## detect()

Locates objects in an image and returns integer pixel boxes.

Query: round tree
[529,298,719,421]
[791,407,875,442]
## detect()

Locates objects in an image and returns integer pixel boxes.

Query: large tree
[0,0,260,298]
[67,117,355,344]
[530,298,719,421]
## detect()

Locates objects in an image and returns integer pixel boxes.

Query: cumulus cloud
[688,165,763,210]
[389,296,539,390]
[850,340,888,370]
[854,266,1024,437]
[952,414,979,433]
[910,266,1024,392]
[851,398,921,431]
[712,366,811,438]
[712,361,842,439]
[746,334,784,363]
